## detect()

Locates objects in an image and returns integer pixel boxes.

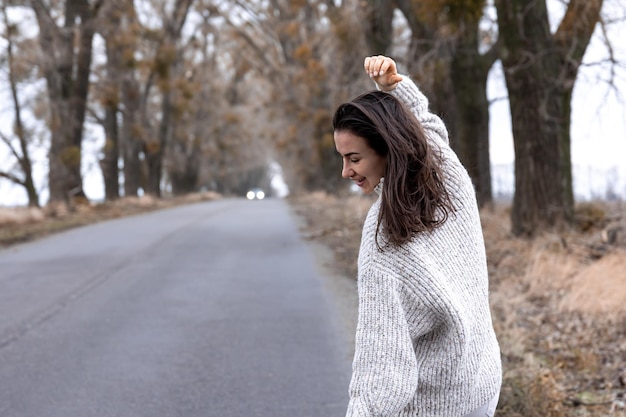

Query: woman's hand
[364,55,403,92]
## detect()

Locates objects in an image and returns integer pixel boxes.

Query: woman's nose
[341,162,352,179]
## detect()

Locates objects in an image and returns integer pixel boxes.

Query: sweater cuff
[383,76,450,146]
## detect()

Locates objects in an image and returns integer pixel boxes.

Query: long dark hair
[332,90,455,249]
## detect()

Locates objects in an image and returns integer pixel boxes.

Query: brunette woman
[333,56,502,417]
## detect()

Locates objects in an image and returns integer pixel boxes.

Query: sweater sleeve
[387,76,450,147]
[346,265,434,417]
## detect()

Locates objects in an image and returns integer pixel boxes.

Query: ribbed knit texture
[346,77,502,417]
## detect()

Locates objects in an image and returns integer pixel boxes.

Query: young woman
[333,56,502,417]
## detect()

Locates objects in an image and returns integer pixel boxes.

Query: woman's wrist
[376,79,401,92]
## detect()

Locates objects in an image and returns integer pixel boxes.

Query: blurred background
[0,1,624,217]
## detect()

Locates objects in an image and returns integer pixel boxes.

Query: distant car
[246,188,265,200]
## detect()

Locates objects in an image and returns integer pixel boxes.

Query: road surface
[0,198,352,417]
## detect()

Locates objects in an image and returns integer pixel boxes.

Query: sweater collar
[374,177,384,196]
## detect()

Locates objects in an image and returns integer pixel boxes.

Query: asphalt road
[0,198,352,417]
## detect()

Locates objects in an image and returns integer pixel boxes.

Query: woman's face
[334,130,387,194]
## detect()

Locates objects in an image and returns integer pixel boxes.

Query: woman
[333,56,502,417]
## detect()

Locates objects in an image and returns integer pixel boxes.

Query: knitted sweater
[346,77,502,417]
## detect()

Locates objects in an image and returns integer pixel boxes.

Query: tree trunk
[143,0,193,197]
[32,0,101,205]
[394,0,454,125]
[495,0,602,235]
[169,132,200,196]
[144,91,170,197]
[553,0,603,215]
[1,4,39,207]
[34,4,75,205]
[113,1,142,198]
[395,0,495,206]
[97,4,123,201]
[450,24,497,207]
[121,84,143,198]
[171,168,198,195]
[66,0,97,202]
[100,107,120,201]
[499,2,568,235]
[363,0,395,55]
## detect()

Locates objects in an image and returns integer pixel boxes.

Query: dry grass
[0,206,46,226]
[560,251,626,316]
[289,193,626,417]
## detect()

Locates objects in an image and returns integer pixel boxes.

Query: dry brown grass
[0,206,46,226]
[482,203,626,417]
[289,193,626,417]
[560,251,626,316]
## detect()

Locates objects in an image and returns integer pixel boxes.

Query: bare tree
[89,0,124,201]
[495,0,604,235]
[393,0,497,207]
[0,3,39,206]
[449,4,498,208]
[31,0,103,206]
[86,0,146,199]
[117,0,143,198]
[142,3,273,197]
[208,0,364,194]
[90,0,194,199]
[143,0,195,197]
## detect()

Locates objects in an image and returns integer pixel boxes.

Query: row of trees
[0,0,623,235]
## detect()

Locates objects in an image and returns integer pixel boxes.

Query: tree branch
[0,130,22,162]
[0,171,25,186]
[554,0,603,63]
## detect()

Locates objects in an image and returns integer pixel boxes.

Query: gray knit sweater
[346,77,502,417]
